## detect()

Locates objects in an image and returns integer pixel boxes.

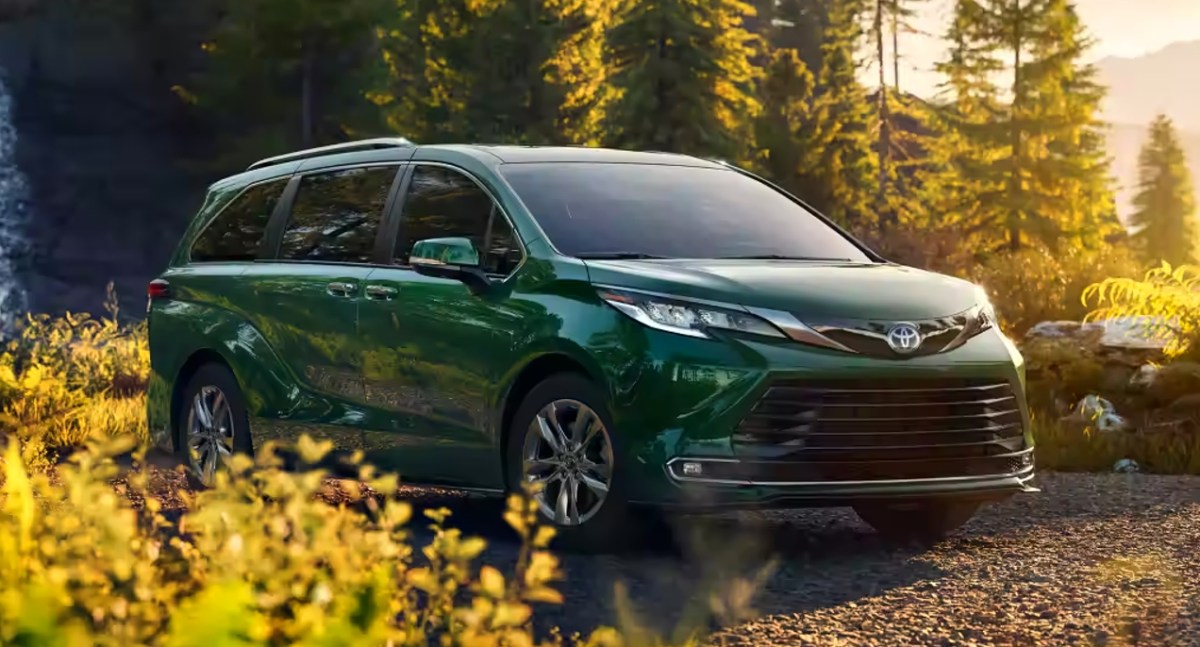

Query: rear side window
[278,166,397,263]
[190,178,287,262]
[395,165,522,275]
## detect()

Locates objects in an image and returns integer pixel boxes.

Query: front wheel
[853,500,981,544]
[505,374,633,551]
[176,362,252,489]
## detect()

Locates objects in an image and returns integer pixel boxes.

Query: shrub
[859,223,1145,337]
[0,435,672,647]
[970,244,1143,337]
[1084,261,1200,359]
[0,284,148,465]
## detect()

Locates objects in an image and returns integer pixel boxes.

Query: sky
[865,0,1200,98]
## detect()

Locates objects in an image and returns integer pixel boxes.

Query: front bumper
[607,323,1035,509]
[652,454,1037,511]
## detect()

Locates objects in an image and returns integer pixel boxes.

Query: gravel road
[393,472,1200,646]
[126,456,1200,646]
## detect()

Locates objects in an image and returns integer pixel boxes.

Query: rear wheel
[176,363,252,489]
[505,374,634,551]
[853,500,981,544]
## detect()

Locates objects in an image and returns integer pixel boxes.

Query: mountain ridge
[1096,39,1200,224]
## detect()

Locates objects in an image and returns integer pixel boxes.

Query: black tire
[505,373,637,552]
[853,500,981,545]
[175,362,253,490]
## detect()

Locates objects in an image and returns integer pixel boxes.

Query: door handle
[326,281,358,297]
[365,284,398,301]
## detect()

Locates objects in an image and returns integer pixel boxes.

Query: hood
[583,259,982,320]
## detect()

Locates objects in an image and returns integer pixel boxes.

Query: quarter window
[278,166,397,263]
[190,178,287,262]
[395,165,522,275]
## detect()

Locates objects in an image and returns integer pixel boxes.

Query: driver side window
[394,165,522,275]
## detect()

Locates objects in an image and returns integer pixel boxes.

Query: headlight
[972,288,996,333]
[598,288,785,339]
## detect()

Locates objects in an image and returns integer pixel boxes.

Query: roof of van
[210,140,727,192]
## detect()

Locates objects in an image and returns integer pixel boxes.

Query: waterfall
[0,71,29,330]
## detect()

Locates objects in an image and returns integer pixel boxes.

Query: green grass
[1032,413,1200,475]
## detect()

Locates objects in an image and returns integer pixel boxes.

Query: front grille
[810,315,969,358]
[733,377,1028,482]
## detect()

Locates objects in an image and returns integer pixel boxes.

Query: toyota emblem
[886,323,922,354]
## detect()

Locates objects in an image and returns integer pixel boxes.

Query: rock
[1145,361,1200,406]
[1072,395,1131,433]
[1113,458,1141,473]
[1095,411,1131,433]
[1026,321,1082,340]
[1129,364,1159,390]
[1100,363,1136,393]
[1096,316,1172,351]
[1075,394,1116,420]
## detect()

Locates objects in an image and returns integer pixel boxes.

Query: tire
[175,362,253,490]
[853,500,981,545]
[504,373,636,552]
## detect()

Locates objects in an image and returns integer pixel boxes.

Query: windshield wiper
[575,252,670,260]
[718,254,853,261]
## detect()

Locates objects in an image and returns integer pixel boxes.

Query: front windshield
[499,162,873,262]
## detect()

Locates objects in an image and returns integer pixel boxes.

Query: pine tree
[799,0,876,226]
[754,48,821,197]
[374,0,471,143]
[866,0,933,227]
[1033,0,1120,248]
[923,0,1005,248]
[930,0,1117,252]
[885,0,929,94]
[179,0,393,165]
[377,0,613,145]
[771,0,829,73]
[1129,114,1198,265]
[603,0,761,161]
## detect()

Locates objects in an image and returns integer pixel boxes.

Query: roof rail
[247,137,416,171]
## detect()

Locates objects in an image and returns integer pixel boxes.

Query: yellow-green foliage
[971,244,1143,336]
[1084,261,1200,358]
[0,435,690,647]
[0,285,148,464]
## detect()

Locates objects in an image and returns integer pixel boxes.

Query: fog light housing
[680,462,703,477]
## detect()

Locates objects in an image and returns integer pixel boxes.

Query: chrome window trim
[186,175,292,265]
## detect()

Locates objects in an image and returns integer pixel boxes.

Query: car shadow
[390,491,949,639]
[112,454,1195,641]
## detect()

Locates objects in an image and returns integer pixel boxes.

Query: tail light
[147,279,171,311]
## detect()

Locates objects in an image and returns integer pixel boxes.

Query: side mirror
[409,237,491,290]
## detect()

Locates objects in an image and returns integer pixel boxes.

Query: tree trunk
[300,41,315,148]
[891,1,900,93]
[875,0,893,226]
[1008,0,1023,252]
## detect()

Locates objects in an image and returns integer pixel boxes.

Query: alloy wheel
[522,399,614,526]
[185,384,235,487]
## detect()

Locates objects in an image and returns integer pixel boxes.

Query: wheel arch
[169,348,236,450]
[495,349,607,487]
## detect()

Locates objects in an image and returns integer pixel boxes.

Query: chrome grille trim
[729,377,1029,480]
[744,307,858,353]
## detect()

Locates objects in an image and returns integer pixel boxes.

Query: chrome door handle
[365,284,398,301]
[326,281,357,297]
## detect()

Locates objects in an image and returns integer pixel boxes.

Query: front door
[241,164,401,451]
[357,164,526,487]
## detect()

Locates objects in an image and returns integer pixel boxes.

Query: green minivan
[147,138,1036,546]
